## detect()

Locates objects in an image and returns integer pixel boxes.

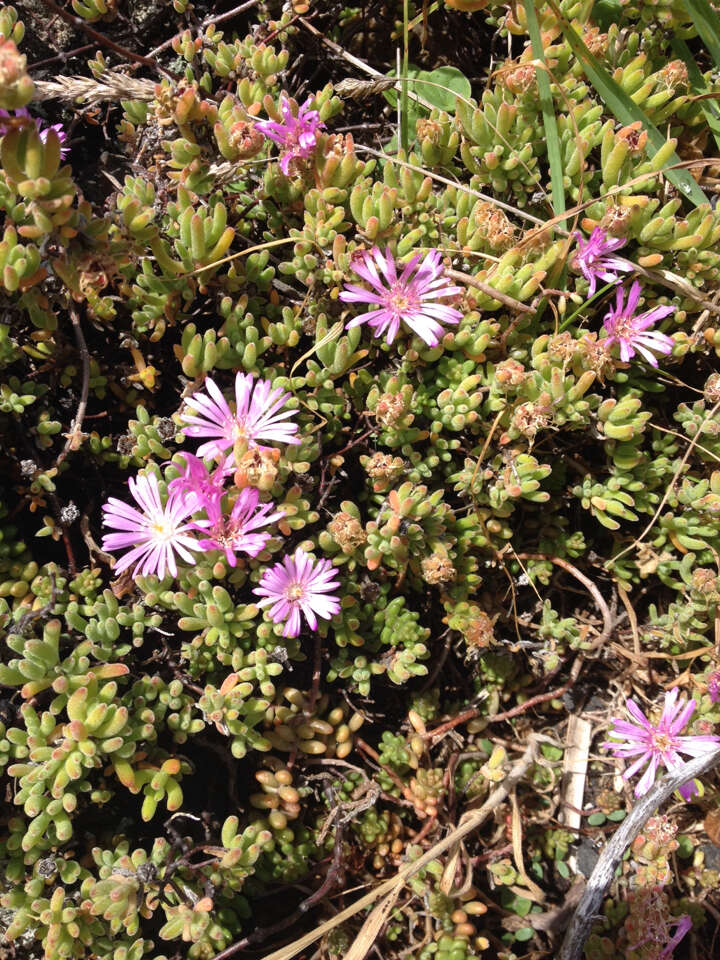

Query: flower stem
[558,279,619,332]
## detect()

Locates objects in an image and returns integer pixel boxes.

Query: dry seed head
[659,59,688,91]
[234,446,280,491]
[362,451,406,491]
[229,121,265,158]
[416,117,444,145]
[704,372,720,404]
[599,203,634,237]
[374,393,407,427]
[584,28,609,57]
[473,202,516,251]
[503,63,537,96]
[328,511,367,553]
[511,396,552,438]
[494,358,527,388]
[421,553,457,585]
[465,611,496,650]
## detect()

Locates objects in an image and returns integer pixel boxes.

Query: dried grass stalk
[34,73,156,103]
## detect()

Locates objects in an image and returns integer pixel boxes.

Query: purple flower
[192,487,285,567]
[0,107,69,158]
[254,547,341,638]
[255,96,325,175]
[339,247,463,347]
[102,473,201,580]
[603,688,720,800]
[168,452,228,505]
[180,373,300,470]
[601,281,675,366]
[571,227,631,296]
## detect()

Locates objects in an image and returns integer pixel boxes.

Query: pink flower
[255,96,325,175]
[707,670,720,704]
[603,688,720,800]
[601,281,675,366]
[339,247,463,347]
[0,107,69,158]
[180,373,300,470]
[192,487,285,567]
[254,547,341,638]
[168,452,228,505]
[102,473,201,580]
[571,227,631,296]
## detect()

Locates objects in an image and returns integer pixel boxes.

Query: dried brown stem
[55,304,89,469]
[211,792,345,960]
[446,268,534,314]
[515,553,613,649]
[425,655,584,741]
[41,0,172,76]
[256,737,540,960]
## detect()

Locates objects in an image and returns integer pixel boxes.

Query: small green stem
[558,280,619,332]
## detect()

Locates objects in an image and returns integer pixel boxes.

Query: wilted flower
[603,688,720,800]
[180,373,300,470]
[340,247,463,346]
[707,670,720,704]
[0,107,69,158]
[571,227,631,295]
[192,487,284,566]
[102,473,201,579]
[255,95,325,175]
[254,547,341,638]
[601,281,675,366]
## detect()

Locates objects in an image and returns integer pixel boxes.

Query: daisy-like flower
[255,95,325,175]
[339,247,463,347]
[168,452,228,505]
[570,227,631,296]
[254,547,341,638]
[601,281,675,367]
[603,688,720,800]
[192,487,285,567]
[0,107,69,158]
[102,472,201,580]
[179,373,300,470]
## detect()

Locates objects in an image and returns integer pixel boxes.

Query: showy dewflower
[571,227,631,296]
[0,107,69,158]
[254,547,341,638]
[339,247,463,346]
[180,373,300,470]
[255,96,325,175]
[603,688,720,800]
[601,281,675,366]
[192,487,285,567]
[168,452,227,505]
[102,473,201,580]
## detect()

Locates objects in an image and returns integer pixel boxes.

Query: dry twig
[559,745,720,960]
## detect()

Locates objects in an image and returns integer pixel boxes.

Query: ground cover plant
[3,0,720,957]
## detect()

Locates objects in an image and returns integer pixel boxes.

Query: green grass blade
[400,0,410,154]
[522,0,566,216]
[681,0,720,66]
[671,36,720,153]
[546,0,708,207]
